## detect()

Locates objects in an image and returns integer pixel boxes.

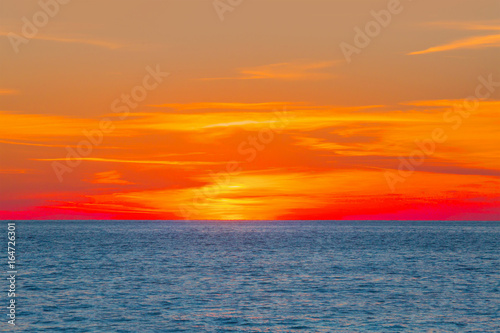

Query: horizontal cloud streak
[409,34,500,55]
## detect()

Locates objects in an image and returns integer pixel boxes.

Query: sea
[7,221,500,332]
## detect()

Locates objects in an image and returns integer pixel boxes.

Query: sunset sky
[1,0,499,220]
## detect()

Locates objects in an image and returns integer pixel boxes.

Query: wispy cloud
[203,120,267,129]
[0,89,19,95]
[409,21,500,55]
[0,111,106,140]
[148,102,293,111]
[33,157,221,166]
[88,170,133,185]
[0,169,32,174]
[0,32,124,49]
[200,60,339,81]
[424,21,500,31]
[409,34,500,55]
[0,139,121,149]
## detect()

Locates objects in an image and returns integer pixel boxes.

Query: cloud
[409,21,500,55]
[0,32,124,49]
[33,157,222,166]
[116,106,425,134]
[0,89,19,95]
[0,111,115,141]
[0,139,121,149]
[88,170,133,185]
[409,34,500,55]
[147,102,382,113]
[424,21,500,31]
[0,169,31,174]
[148,102,293,111]
[200,60,339,81]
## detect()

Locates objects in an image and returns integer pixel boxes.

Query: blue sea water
[7,221,500,332]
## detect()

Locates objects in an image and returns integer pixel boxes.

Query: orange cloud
[0,89,19,95]
[409,34,500,55]
[425,21,500,31]
[0,169,31,174]
[84,170,376,220]
[54,167,500,221]
[200,60,338,81]
[0,32,123,49]
[2,2,499,221]
[0,111,103,141]
[409,22,500,55]
[88,170,133,185]
[148,102,293,111]
[0,139,82,148]
[33,157,222,166]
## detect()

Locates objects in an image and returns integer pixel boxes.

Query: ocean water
[9,221,500,332]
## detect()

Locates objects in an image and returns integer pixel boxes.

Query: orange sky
[1,0,499,220]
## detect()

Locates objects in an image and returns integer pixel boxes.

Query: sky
[0,0,499,220]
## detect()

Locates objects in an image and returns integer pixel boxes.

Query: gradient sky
[1,0,499,220]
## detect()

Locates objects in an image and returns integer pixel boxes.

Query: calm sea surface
[8,221,500,332]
